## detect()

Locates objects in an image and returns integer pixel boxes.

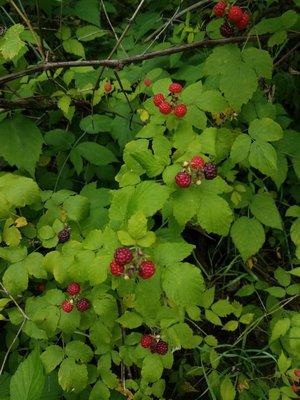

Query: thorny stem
[0,33,299,87]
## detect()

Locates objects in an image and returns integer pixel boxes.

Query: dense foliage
[0,0,299,399]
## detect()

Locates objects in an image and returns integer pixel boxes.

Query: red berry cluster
[213,2,250,37]
[110,247,156,280]
[144,78,152,87]
[175,155,218,188]
[291,370,300,394]
[140,334,168,355]
[153,82,187,118]
[60,282,90,313]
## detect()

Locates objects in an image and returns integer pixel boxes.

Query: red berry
[292,384,300,393]
[213,1,226,17]
[66,282,81,296]
[140,334,153,348]
[159,101,172,115]
[150,340,158,353]
[236,13,250,31]
[228,6,243,23]
[155,340,168,355]
[295,370,300,378]
[61,300,73,313]
[115,247,133,265]
[139,260,156,279]
[153,93,165,106]
[76,298,90,312]
[104,82,112,93]
[174,104,187,118]
[220,23,234,38]
[169,82,182,94]
[190,156,205,170]
[175,171,192,188]
[36,282,45,293]
[203,163,218,180]
[144,78,152,86]
[110,260,125,276]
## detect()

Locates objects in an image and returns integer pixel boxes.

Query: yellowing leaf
[137,109,149,122]
[15,217,28,228]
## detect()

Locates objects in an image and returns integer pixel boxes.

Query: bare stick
[0,318,27,375]
[0,282,29,320]
[144,0,211,43]
[0,33,299,86]
[100,0,128,57]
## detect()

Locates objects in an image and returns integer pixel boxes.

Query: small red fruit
[153,93,165,106]
[174,104,187,118]
[213,1,226,17]
[159,101,172,115]
[175,171,192,188]
[76,298,90,312]
[220,23,234,38]
[236,13,250,31]
[155,340,168,355]
[66,282,81,296]
[104,81,112,93]
[203,163,218,180]
[61,300,73,313]
[228,6,243,23]
[169,82,183,94]
[36,282,46,293]
[295,370,300,378]
[190,156,205,170]
[140,334,153,348]
[110,260,125,276]
[144,78,152,87]
[115,247,133,265]
[139,260,156,279]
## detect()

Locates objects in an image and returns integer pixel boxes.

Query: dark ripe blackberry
[220,23,234,38]
[150,340,158,353]
[58,226,71,243]
[155,340,168,355]
[204,163,218,180]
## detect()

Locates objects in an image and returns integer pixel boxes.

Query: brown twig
[274,42,300,66]
[0,33,299,87]
[144,0,211,43]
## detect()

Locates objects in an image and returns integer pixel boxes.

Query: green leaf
[40,345,64,373]
[117,311,142,329]
[76,142,117,165]
[230,134,252,164]
[211,299,233,317]
[167,323,202,349]
[277,351,291,374]
[231,217,265,260]
[127,211,147,239]
[141,354,164,383]
[65,341,93,363]
[25,252,47,279]
[80,115,112,134]
[76,25,106,41]
[286,206,300,218]
[242,48,273,79]
[197,90,228,112]
[44,129,75,150]
[270,318,290,343]
[0,116,43,176]
[220,376,236,400]
[3,261,28,295]
[0,174,40,208]
[74,0,100,26]
[63,39,85,58]
[180,81,203,104]
[63,195,90,222]
[249,118,283,142]
[249,140,277,176]
[163,263,204,307]
[196,193,233,235]
[89,380,110,400]
[199,128,217,155]
[205,309,222,326]
[10,350,45,400]
[1,24,26,60]
[250,193,282,229]
[265,286,286,298]
[274,267,291,287]
[58,358,88,393]
[223,320,239,331]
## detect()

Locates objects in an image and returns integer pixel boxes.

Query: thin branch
[113,70,134,113]
[0,318,27,375]
[100,0,128,57]
[9,0,45,59]
[144,0,211,43]
[0,33,299,86]
[0,282,29,320]
[274,42,300,66]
